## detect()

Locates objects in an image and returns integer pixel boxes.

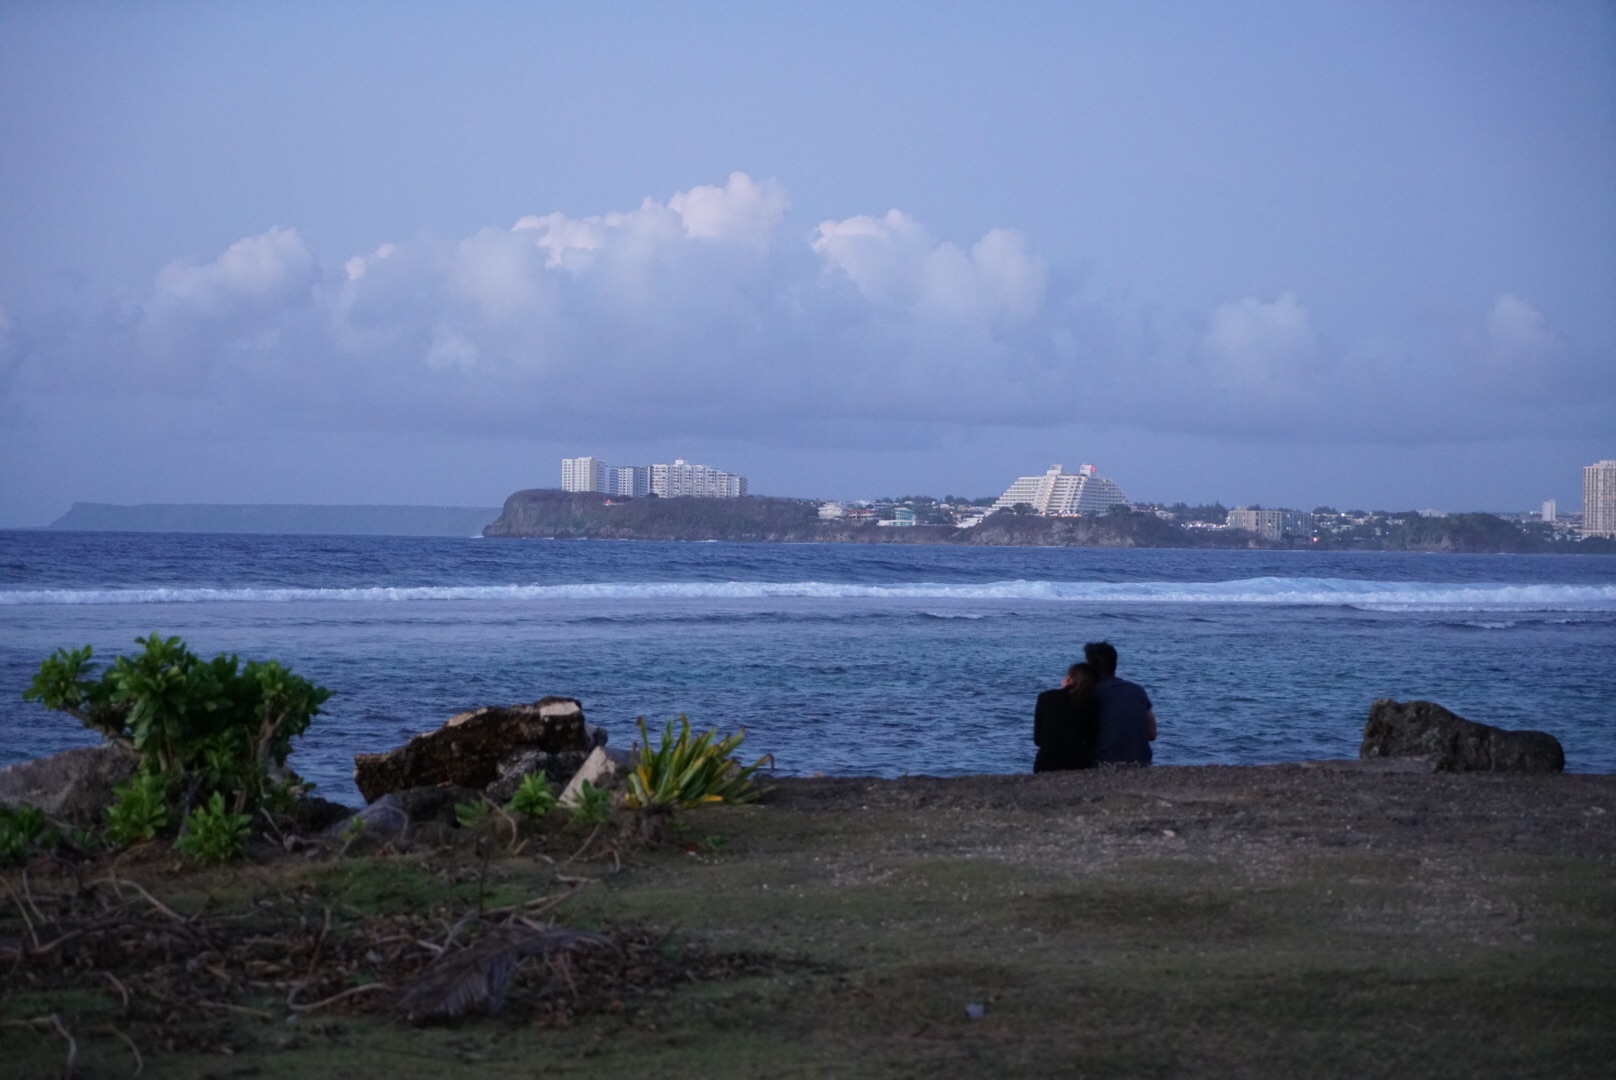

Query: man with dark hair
[1083,640,1156,765]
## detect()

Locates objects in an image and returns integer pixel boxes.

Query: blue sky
[1,1,1612,523]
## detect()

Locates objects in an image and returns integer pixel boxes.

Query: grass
[2,768,1614,1077]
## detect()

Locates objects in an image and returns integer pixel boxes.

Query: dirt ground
[4,763,1614,1078]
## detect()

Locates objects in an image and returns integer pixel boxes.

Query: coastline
[483,489,1616,554]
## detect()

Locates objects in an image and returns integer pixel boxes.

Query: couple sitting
[1033,640,1156,771]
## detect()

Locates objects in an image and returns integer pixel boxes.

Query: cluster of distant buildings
[555,454,1616,540]
[817,463,1132,528]
[561,456,747,499]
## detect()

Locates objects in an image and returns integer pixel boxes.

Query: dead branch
[197,1000,274,1021]
[303,905,333,977]
[51,1013,77,1079]
[286,981,391,1013]
[553,874,595,886]
[1,873,41,950]
[20,869,50,927]
[101,971,131,1013]
[564,824,604,866]
[96,1025,143,1078]
[2,1014,77,1078]
[91,877,185,924]
[27,929,87,958]
[484,887,580,917]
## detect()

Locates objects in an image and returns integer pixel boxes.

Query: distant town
[557,456,1616,546]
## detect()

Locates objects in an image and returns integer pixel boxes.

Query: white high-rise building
[611,466,651,498]
[561,456,746,498]
[1227,507,1314,540]
[991,464,1129,516]
[1584,460,1616,538]
[650,459,747,498]
[1541,499,1557,523]
[561,456,609,493]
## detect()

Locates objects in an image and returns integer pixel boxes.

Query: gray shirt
[1092,676,1153,764]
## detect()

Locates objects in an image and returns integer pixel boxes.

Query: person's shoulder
[1097,676,1149,701]
[1118,677,1152,703]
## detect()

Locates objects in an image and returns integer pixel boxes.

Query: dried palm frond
[395,925,612,1024]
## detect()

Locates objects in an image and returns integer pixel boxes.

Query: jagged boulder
[1360,699,1564,773]
[0,743,137,825]
[486,748,588,804]
[353,697,597,803]
[559,747,622,808]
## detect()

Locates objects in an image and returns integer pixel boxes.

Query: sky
[1,1,1612,525]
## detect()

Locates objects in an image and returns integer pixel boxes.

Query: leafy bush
[505,773,558,818]
[25,635,329,818]
[454,799,492,828]
[570,780,612,825]
[175,791,252,865]
[623,715,770,810]
[103,773,171,846]
[0,805,56,864]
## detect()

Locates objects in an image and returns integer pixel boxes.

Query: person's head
[1083,641,1118,678]
[1062,661,1094,694]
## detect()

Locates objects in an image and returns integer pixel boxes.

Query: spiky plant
[622,715,770,810]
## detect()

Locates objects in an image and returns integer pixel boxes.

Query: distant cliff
[483,490,1277,548]
[48,503,501,537]
[484,490,832,541]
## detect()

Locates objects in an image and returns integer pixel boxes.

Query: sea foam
[2,577,1613,610]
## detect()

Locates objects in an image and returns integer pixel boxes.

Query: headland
[484,488,1616,553]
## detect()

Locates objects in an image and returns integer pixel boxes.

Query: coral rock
[0,743,137,825]
[353,697,591,803]
[1360,699,1564,773]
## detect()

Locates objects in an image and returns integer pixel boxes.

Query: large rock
[353,697,595,803]
[1360,699,1564,773]
[0,743,137,825]
[559,747,621,809]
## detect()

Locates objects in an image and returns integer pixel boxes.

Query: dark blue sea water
[3,530,1614,802]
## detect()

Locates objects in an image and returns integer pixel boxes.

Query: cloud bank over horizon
[4,172,1606,455]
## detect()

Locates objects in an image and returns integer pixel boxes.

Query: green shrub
[104,773,171,846]
[175,791,252,865]
[0,805,56,864]
[571,780,612,825]
[25,635,329,819]
[623,715,770,810]
[505,773,557,818]
[454,799,492,828]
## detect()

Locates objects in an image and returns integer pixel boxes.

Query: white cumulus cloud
[2,175,1606,444]
[1200,292,1323,406]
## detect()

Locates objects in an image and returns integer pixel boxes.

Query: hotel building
[991,464,1130,516]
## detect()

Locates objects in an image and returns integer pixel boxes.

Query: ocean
[2,530,1613,803]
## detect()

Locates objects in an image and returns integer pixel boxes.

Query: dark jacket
[1092,676,1153,765]
[1033,687,1099,771]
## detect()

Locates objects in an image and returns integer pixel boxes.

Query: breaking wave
[2,577,1613,611]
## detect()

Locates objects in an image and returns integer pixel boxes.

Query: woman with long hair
[1033,661,1099,771]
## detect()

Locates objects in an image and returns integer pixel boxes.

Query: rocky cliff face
[483,489,824,541]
